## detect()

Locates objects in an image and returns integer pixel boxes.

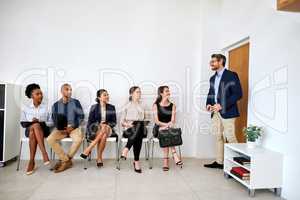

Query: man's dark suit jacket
[206,69,243,119]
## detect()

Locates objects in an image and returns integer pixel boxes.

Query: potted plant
[243,125,263,148]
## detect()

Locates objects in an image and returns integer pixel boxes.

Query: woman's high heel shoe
[120,155,127,160]
[120,150,127,160]
[26,161,36,175]
[80,153,89,160]
[133,162,142,173]
[43,161,51,166]
[172,152,183,167]
[96,162,104,168]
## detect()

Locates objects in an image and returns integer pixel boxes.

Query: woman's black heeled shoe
[172,152,183,167]
[120,155,127,160]
[96,162,104,168]
[133,162,142,173]
[80,153,88,160]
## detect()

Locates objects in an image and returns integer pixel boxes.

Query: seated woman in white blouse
[20,83,51,175]
[120,86,148,173]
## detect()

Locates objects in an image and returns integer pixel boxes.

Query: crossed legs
[82,124,111,163]
[27,123,49,174]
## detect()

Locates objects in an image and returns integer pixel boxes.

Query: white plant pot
[247,141,257,148]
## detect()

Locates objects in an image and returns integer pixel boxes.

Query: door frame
[221,36,250,65]
[221,36,250,142]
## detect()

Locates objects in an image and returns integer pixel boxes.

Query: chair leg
[147,141,151,169]
[144,141,148,161]
[16,140,23,171]
[146,141,149,160]
[83,139,88,170]
[88,140,92,161]
[147,141,150,160]
[116,141,120,170]
[50,148,53,161]
[150,140,154,169]
[178,146,183,169]
[87,140,92,162]
[178,146,182,160]
[118,140,122,170]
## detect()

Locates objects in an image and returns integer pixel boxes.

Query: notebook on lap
[54,114,68,130]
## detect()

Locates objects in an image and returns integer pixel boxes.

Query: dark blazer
[86,103,117,137]
[206,69,242,119]
[51,98,84,129]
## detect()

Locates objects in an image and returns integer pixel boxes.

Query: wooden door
[228,43,249,143]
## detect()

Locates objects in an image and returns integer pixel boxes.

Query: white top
[101,105,106,122]
[121,101,146,121]
[20,102,52,126]
[120,101,150,130]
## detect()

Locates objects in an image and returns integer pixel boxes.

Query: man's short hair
[61,83,71,91]
[211,54,226,67]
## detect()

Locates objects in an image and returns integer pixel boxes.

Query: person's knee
[29,130,35,139]
[47,134,56,145]
[73,134,83,144]
[31,123,41,130]
[101,132,108,139]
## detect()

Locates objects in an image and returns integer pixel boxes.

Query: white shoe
[44,161,50,166]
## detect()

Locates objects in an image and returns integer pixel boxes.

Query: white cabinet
[0,83,21,167]
[224,143,283,197]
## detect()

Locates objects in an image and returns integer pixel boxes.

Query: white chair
[118,137,150,169]
[16,137,53,171]
[51,137,85,160]
[149,136,182,169]
[83,135,119,170]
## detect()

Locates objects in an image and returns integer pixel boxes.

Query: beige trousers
[47,128,84,162]
[211,112,237,164]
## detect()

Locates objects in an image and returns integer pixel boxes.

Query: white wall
[196,0,222,159]
[0,0,205,159]
[1,0,299,198]
[213,0,300,199]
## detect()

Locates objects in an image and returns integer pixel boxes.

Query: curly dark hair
[25,83,40,99]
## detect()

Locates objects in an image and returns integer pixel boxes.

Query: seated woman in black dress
[152,86,183,171]
[80,89,117,167]
[20,83,51,175]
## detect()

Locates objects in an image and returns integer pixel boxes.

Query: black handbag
[158,128,183,148]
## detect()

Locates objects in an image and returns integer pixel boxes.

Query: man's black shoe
[204,161,224,169]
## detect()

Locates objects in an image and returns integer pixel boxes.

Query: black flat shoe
[80,153,88,159]
[204,161,224,169]
[96,162,104,168]
[133,162,142,173]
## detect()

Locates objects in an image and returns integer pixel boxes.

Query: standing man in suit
[204,54,243,169]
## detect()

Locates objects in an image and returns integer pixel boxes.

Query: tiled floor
[0,159,283,200]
